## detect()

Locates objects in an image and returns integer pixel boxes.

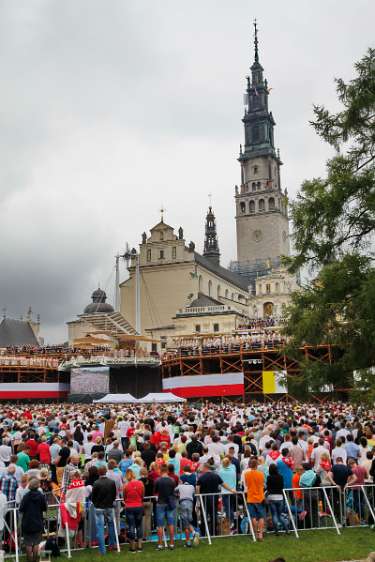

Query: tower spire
[203,206,220,266]
[253,19,259,64]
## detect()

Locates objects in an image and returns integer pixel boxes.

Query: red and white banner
[0,383,69,399]
[162,373,244,398]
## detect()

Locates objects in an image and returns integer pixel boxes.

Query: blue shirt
[218,465,236,494]
[345,442,360,460]
[276,459,293,489]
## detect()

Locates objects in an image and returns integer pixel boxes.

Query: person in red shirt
[124,469,145,553]
[179,452,192,475]
[25,433,39,459]
[37,436,51,466]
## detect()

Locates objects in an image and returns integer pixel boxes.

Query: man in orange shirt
[243,458,265,541]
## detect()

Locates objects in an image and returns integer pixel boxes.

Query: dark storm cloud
[0,0,374,342]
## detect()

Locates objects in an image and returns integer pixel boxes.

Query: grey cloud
[0,0,374,342]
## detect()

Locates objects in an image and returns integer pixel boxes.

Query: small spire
[253,19,259,63]
[160,205,165,223]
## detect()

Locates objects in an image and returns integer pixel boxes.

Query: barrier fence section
[2,485,375,558]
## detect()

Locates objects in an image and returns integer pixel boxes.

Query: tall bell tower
[234,22,290,277]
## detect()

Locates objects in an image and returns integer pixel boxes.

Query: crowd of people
[0,401,373,557]
[167,332,287,358]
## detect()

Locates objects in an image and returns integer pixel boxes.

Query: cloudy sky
[0,0,374,343]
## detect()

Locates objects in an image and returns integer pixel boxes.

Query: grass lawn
[66,528,375,562]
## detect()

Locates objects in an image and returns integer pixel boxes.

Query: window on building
[257,181,261,190]
[159,250,164,259]
[253,166,258,175]
[151,343,157,353]
[266,283,271,294]
[217,285,221,298]
[146,249,151,262]
[225,289,229,298]
[231,292,235,300]
[213,323,220,332]
[198,275,202,292]
[249,200,255,213]
[208,280,212,297]
[172,246,176,259]
[195,324,201,333]
[269,197,275,211]
[275,282,280,293]
[252,182,256,192]
[160,231,164,241]
[240,202,246,213]
[259,199,265,211]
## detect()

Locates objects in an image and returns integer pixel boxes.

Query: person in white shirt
[0,439,12,465]
[331,440,347,465]
[310,438,328,470]
[224,437,239,458]
[208,436,225,459]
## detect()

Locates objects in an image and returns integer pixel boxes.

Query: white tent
[93,393,138,404]
[138,392,186,403]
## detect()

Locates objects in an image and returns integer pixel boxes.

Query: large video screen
[70,366,109,395]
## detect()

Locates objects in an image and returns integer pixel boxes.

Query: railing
[3,484,375,559]
[176,305,232,315]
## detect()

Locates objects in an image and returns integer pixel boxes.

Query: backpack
[300,470,317,488]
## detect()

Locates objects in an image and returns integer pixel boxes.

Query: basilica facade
[68,25,298,349]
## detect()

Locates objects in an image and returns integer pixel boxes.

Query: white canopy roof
[93,393,138,404]
[137,392,186,403]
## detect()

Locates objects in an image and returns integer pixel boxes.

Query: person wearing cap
[19,478,47,562]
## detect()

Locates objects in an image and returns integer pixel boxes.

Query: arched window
[231,292,234,300]
[240,202,246,213]
[252,182,256,192]
[198,275,203,292]
[160,231,164,241]
[217,285,221,298]
[208,280,212,297]
[225,289,229,298]
[259,199,265,212]
[269,197,275,211]
[257,181,261,190]
[275,282,280,293]
[249,200,255,213]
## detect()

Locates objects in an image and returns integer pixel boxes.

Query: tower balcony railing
[176,305,232,316]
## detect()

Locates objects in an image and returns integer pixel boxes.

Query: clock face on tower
[253,229,263,242]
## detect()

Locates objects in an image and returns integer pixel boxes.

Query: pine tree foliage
[284,49,375,400]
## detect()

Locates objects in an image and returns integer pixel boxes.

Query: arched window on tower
[249,200,255,213]
[225,289,229,299]
[259,199,265,212]
[240,202,246,213]
[269,197,275,211]
[257,181,261,190]
[208,280,212,297]
[252,182,256,192]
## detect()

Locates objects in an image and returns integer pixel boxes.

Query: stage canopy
[93,393,138,404]
[137,392,186,403]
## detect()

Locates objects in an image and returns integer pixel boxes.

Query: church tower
[234,22,290,277]
[203,206,220,265]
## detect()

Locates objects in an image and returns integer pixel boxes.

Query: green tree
[284,49,375,401]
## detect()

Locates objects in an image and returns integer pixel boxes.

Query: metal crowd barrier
[195,492,256,544]
[2,484,375,557]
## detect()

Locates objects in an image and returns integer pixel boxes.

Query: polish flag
[163,373,244,399]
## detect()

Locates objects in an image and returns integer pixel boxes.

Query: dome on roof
[83,288,114,314]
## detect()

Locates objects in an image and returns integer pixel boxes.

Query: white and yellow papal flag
[262,371,287,394]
